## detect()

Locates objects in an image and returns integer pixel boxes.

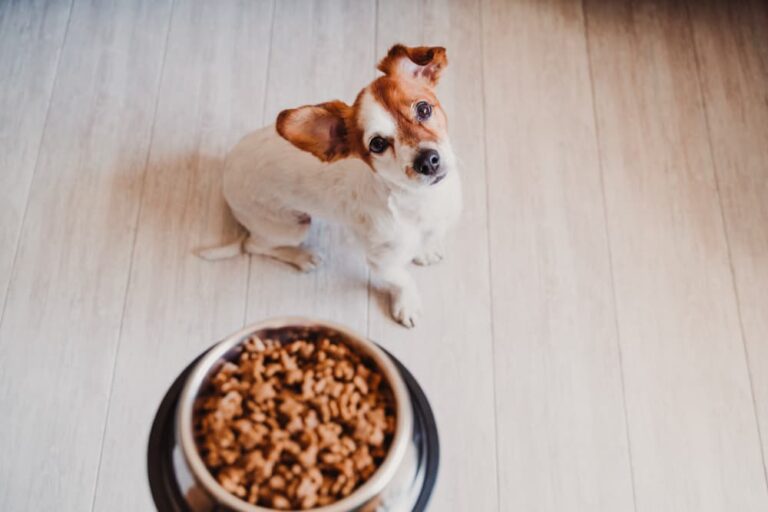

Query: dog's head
[276,44,454,189]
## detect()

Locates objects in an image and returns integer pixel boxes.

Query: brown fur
[372,45,449,150]
[368,76,447,148]
[276,101,366,163]
[377,45,447,84]
[276,44,449,166]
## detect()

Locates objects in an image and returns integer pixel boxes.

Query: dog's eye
[416,101,432,121]
[369,136,388,154]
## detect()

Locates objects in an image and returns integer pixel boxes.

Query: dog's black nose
[413,149,440,175]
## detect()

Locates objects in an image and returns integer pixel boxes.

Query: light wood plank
[90,1,274,510]
[0,1,172,510]
[370,1,500,510]
[585,0,768,509]
[2,1,766,509]
[689,0,768,474]
[245,0,376,335]
[0,0,72,318]
[481,0,635,510]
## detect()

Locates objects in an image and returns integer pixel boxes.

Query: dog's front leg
[370,261,422,328]
[413,233,445,266]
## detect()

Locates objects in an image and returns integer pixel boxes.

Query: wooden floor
[1,0,767,510]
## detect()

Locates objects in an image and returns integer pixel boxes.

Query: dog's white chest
[387,172,462,240]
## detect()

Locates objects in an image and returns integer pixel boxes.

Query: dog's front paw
[413,248,444,266]
[391,289,422,328]
[293,251,322,272]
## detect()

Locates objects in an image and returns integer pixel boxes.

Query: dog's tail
[196,233,247,261]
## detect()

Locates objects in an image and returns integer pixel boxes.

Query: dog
[199,45,462,328]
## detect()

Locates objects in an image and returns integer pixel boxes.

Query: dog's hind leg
[243,234,321,272]
[237,208,321,272]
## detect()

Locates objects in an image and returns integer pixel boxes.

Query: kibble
[193,328,396,510]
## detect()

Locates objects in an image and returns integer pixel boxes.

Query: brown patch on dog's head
[368,76,445,149]
[274,44,453,187]
[369,45,449,150]
[276,101,367,163]
[351,44,454,188]
[377,45,447,85]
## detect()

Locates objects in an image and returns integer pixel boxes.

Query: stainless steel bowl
[170,317,427,512]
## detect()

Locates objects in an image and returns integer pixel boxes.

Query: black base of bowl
[148,345,439,512]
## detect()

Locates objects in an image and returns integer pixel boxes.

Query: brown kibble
[301,494,318,510]
[242,450,265,472]
[297,444,318,468]
[220,448,239,465]
[218,467,246,497]
[341,436,357,454]
[337,458,354,478]
[313,377,327,394]
[216,426,236,449]
[300,342,314,359]
[271,494,291,510]
[246,336,266,352]
[250,380,276,402]
[317,422,341,448]
[286,415,304,434]
[269,475,286,491]
[369,428,385,447]
[321,451,343,465]
[286,369,303,384]
[218,391,242,420]
[301,370,316,399]
[329,380,344,398]
[304,410,319,430]
[353,445,374,471]
[329,399,340,418]
[280,351,298,371]
[247,484,260,504]
[341,473,357,496]
[333,360,354,381]
[265,363,282,377]
[353,375,369,394]
[193,327,395,509]
[330,474,347,496]
[279,396,304,417]
[233,419,267,450]
[296,475,318,498]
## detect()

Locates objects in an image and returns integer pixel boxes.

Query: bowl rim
[176,316,413,512]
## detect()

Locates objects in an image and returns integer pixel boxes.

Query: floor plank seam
[87,2,177,509]
[685,0,768,494]
[478,2,502,510]
[581,2,639,509]
[366,0,379,342]
[242,0,277,328]
[0,0,75,336]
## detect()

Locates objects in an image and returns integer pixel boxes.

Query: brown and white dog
[200,45,462,328]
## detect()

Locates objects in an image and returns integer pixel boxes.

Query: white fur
[201,91,462,327]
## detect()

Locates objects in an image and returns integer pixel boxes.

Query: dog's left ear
[377,44,447,85]
[276,101,353,162]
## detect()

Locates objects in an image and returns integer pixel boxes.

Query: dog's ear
[377,44,447,85]
[276,101,353,162]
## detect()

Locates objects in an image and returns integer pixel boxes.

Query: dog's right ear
[377,44,447,85]
[276,101,353,162]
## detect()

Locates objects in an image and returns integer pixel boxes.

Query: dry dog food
[193,327,396,510]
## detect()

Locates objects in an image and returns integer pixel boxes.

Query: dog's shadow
[120,150,388,319]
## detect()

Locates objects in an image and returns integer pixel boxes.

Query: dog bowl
[148,317,439,511]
